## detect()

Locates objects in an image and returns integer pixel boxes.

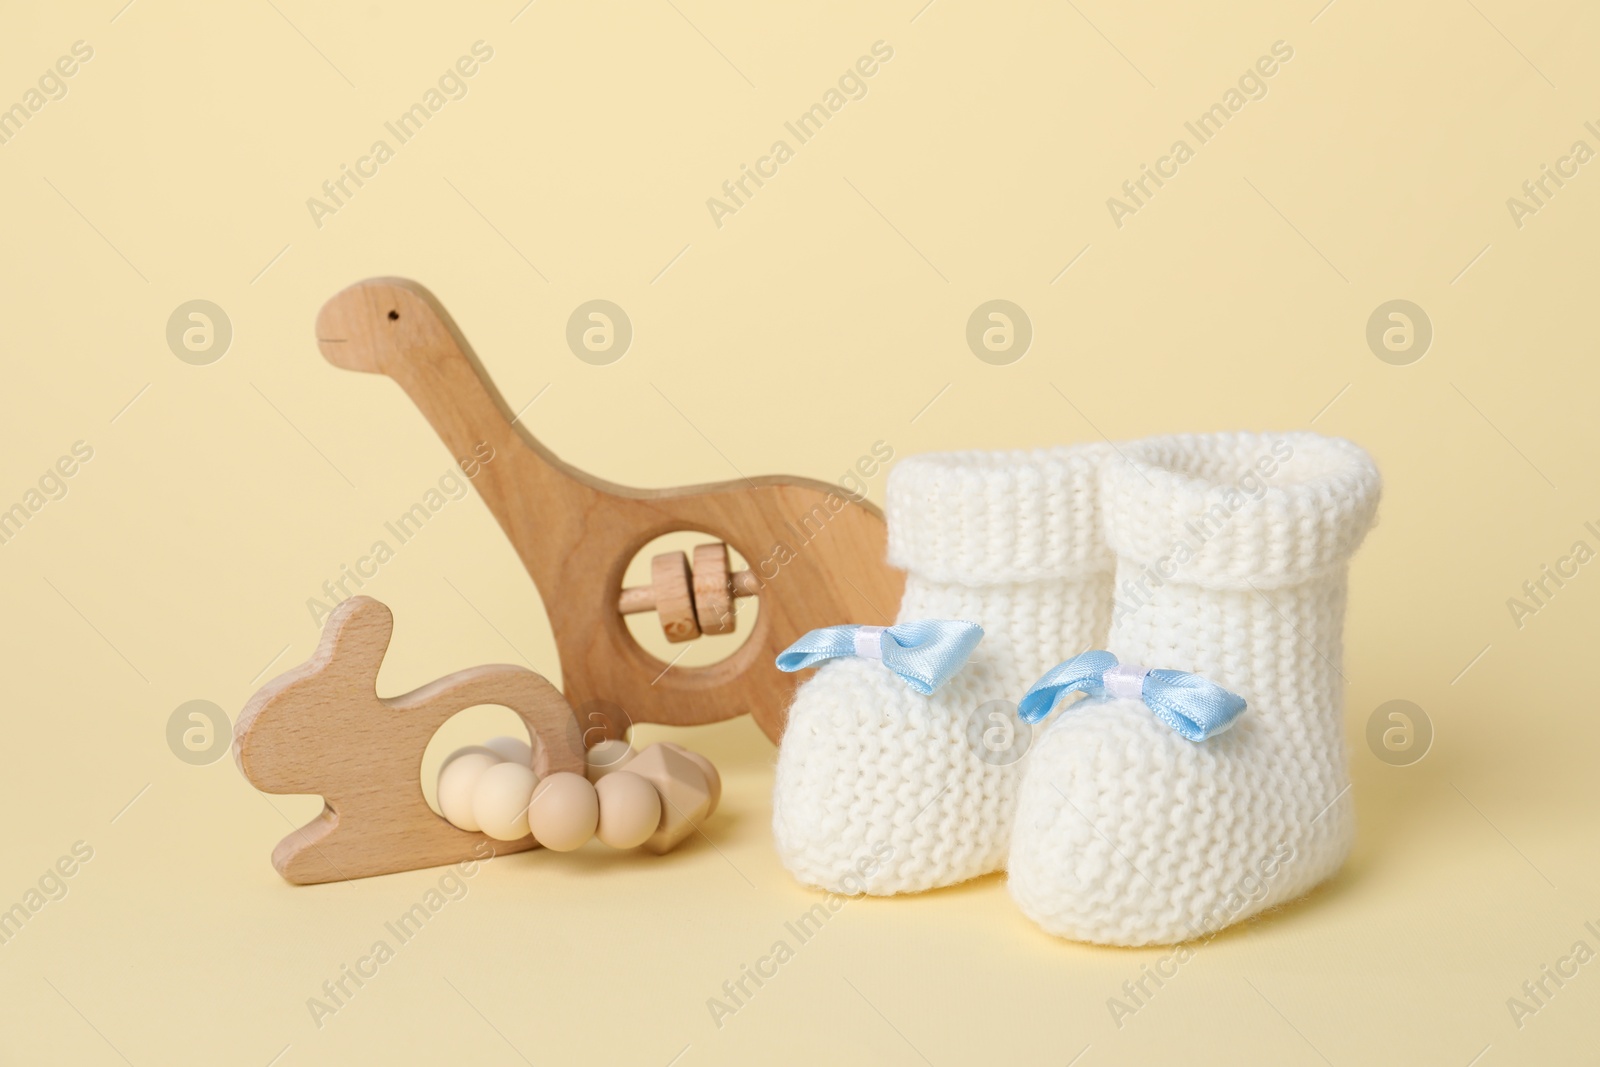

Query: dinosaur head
[315,277,464,377]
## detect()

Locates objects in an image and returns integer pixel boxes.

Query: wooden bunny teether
[233,595,585,884]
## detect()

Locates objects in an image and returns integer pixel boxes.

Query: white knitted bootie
[1008,432,1381,945]
[771,446,1114,895]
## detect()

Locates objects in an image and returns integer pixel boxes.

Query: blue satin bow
[1016,650,1246,742]
[775,620,984,695]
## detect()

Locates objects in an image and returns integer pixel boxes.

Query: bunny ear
[312,596,395,683]
[234,596,398,787]
[235,597,394,739]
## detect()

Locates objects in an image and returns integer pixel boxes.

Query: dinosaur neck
[383,336,586,590]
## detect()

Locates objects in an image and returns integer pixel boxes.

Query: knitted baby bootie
[1007,432,1381,945]
[772,445,1114,894]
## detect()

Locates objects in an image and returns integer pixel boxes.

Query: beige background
[2,0,1596,1063]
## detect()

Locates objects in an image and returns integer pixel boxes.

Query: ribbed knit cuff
[1101,432,1381,590]
[886,444,1115,586]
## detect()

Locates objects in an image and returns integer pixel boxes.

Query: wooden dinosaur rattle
[314,278,904,741]
[233,595,585,885]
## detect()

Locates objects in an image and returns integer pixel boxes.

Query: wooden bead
[471,762,538,841]
[585,738,636,783]
[443,744,500,765]
[484,735,531,765]
[663,743,721,818]
[626,744,712,854]
[527,772,599,851]
[594,771,663,849]
[437,750,501,832]
[651,551,700,642]
[692,542,736,635]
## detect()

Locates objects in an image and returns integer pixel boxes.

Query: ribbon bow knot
[1017,650,1246,742]
[776,620,983,695]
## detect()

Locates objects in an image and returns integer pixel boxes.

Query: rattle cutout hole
[419,704,532,816]
[621,532,759,668]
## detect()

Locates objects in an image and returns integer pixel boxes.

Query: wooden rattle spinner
[617,543,763,642]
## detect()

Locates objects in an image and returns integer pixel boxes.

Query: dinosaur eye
[387,310,400,321]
